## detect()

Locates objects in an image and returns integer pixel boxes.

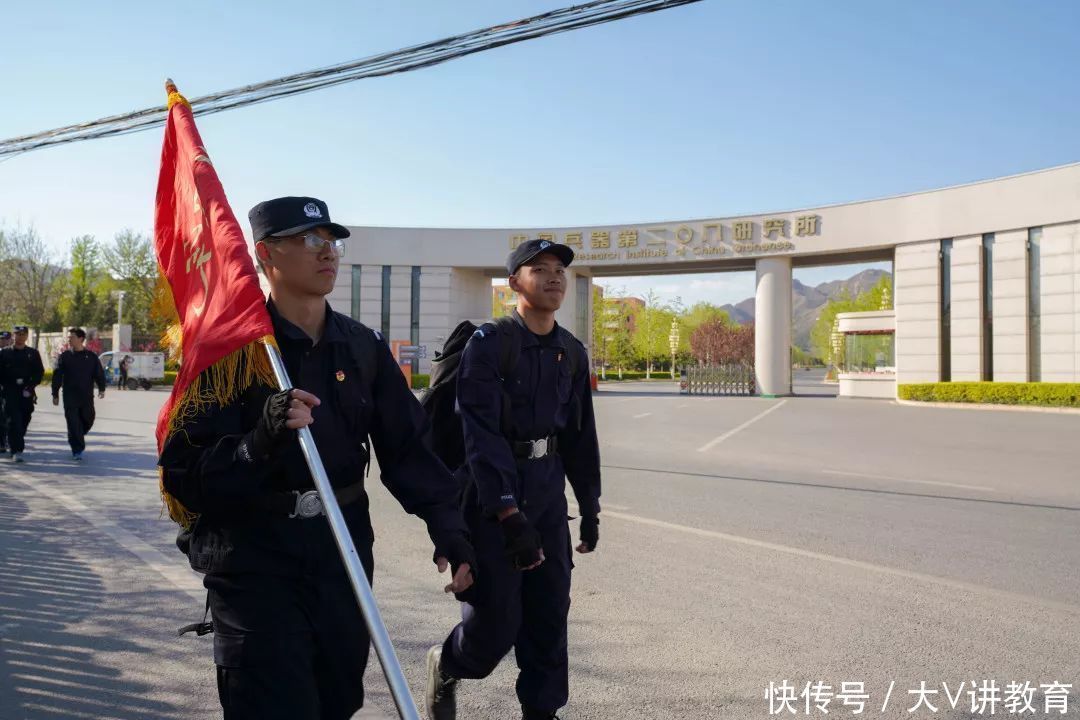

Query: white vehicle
[99,351,166,390]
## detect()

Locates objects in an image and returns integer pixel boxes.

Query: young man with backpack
[424,238,602,720]
[158,196,476,719]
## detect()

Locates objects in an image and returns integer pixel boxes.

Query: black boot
[425,645,458,720]
[522,707,561,719]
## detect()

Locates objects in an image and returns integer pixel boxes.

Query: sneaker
[72,452,83,461]
[425,645,457,720]
[13,452,24,463]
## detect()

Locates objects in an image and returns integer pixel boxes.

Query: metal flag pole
[263,342,420,720]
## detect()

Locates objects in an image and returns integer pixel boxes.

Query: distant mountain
[720,269,889,351]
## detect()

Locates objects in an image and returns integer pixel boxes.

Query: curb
[895,398,1080,415]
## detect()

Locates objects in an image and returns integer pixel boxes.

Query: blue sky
[2,1,1078,306]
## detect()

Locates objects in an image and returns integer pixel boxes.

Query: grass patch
[898,382,1080,408]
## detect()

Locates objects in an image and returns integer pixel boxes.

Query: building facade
[323,163,1080,394]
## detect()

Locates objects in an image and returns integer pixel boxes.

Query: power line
[0,0,702,160]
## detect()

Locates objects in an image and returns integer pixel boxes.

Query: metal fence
[680,364,755,396]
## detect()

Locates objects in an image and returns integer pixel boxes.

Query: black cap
[13,325,28,333]
[0,331,10,340]
[248,196,350,243]
[507,238,575,275]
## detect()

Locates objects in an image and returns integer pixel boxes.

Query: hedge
[597,372,678,382]
[898,382,1080,408]
[411,374,430,390]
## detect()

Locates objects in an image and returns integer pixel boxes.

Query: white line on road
[632,413,652,419]
[592,506,1080,616]
[7,473,206,603]
[822,469,998,493]
[696,399,789,453]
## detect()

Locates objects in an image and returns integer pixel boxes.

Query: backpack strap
[488,316,523,440]
[491,316,522,381]
[343,319,380,475]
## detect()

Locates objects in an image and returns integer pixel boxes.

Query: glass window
[1028,228,1042,381]
[381,266,391,338]
[410,266,421,373]
[842,332,895,374]
[575,275,589,342]
[982,233,994,381]
[940,239,952,382]
[350,265,362,321]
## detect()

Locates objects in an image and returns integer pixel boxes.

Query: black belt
[512,435,558,460]
[254,482,366,519]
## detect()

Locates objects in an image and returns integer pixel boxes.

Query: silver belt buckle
[530,438,548,459]
[290,490,323,519]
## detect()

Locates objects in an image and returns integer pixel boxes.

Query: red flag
[154,80,276,525]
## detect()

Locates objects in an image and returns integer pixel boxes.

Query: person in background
[0,325,45,463]
[52,327,107,460]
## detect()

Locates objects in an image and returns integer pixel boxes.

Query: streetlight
[668,318,680,380]
[112,289,127,327]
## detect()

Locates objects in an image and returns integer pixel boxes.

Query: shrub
[597,371,677,382]
[411,374,430,390]
[898,382,1080,408]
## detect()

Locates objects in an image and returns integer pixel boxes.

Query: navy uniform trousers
[440,473,573,712]
[206,533,375,720]
[2,393,34,454]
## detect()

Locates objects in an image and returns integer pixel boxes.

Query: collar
[511,309,565,349]
[267,298,345,347]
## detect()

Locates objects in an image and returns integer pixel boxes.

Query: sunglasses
[268,233,345,257]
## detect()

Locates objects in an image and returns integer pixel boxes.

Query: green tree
[592,286,636,379]
[102,229,159,335]
[632,291,676,379]
[61,235,106,327]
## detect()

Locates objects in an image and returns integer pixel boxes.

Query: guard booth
[680,365,755,396]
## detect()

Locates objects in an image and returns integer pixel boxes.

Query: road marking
[822,469,997,493]
[632,413,652,419]
[586,506,1080,616]
[696,399,789,452]
[7,473,206,603]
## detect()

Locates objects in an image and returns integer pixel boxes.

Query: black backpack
[420,317,520,473]
[420,316,583,473]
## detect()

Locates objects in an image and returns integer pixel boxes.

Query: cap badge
[336,370,346,382]
[304,203,323,219]
[540,240,551,249]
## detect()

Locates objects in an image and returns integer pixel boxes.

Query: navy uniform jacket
[458,311,601,518]
[0,346,45,399]
[52,349,107,404]
[159,300,466,576]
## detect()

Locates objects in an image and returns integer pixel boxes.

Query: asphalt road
[1,382,1078,719]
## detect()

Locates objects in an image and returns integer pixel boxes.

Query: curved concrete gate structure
[327,164,1080,395]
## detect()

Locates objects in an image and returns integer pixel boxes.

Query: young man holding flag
[154,83,474,719]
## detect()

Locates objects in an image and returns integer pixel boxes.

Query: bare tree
[0,228,17,327]
[3,225,66,346]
